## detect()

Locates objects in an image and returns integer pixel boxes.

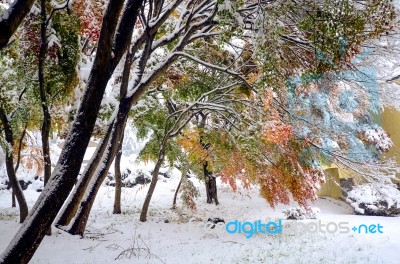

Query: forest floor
[0,167,399,264]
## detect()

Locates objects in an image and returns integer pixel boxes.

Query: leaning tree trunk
[113,137,123,214]
[0,0,143,262]
[0,0,37,49]
[12,122,27,208]
[139,92,192,221]
[58,44,134,225]
[139,135,168,222]
[172,177,182,209]
[204,161,219,205]
[55,122,114,227]
[65,30,164,234]
[0,109,28,223]
[66,100,130,235]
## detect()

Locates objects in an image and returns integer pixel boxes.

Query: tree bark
[113,138,123,214]
[14,122,27,174]
[0,0,37,49]
[0,108,28,223]
[0,0,143,262]
[11,191,16,208]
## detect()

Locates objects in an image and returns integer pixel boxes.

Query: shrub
[282,207,320,220]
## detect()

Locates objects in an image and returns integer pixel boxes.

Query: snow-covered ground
[0,170,399,264]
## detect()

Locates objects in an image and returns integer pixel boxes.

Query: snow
[363,127,393,152]
[79,59,93,84]
[0,119,398,264]
[0,3,9,22]
[346,183,400,214]
[47,33,61,50]
[0,173,399,263]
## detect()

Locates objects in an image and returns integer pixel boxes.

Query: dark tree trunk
[113,138,123,214]
[204,161,218,205]
[66,31,161,234]
[0,0,143,262]
[198,113,218,205]
[58,45,133,228]
[0,0,37,49]
[39,0,52,236]
[55,122,114,227]
[12,121,26,208]
[66,100,130,235]
[11,191,16,208]
[0,109,28,223]
[172,177,182,209]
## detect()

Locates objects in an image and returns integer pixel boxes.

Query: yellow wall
[382,107,400,182]
[318,168,342,199]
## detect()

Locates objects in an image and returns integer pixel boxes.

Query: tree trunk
[139,137,168,222]
[55,122,114,227]
[0,0,37,49]
[204,161,219,205]
[113,138,123,214]
[0,109,28,223]
[0,0,143,262]
[14,122,27,174]
[198,113,219,205]
[39,0,52,236]
[12,121,26,208]
[57,44,133,227]
[66,100,130,235]
[172,177,182,209]
[113,50,131,215]
[11,192,16,208]
[140,100,193,220]
[65,32,159,234]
